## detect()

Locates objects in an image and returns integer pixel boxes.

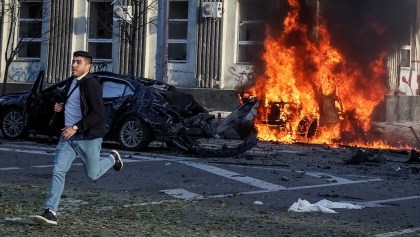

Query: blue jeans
[44,137,114,212]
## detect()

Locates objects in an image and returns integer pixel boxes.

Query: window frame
[88,0,114,62]
[168,0,189,63]
[236,0,269,64]
[17,0,44,60]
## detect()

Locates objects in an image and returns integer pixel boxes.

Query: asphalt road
[0,136,419,236]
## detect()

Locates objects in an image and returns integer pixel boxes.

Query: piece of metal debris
[344,149,383,165]
[409,126,420,148]
[406,149,420,163]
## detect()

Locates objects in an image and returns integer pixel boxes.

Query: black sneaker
[33,209,57,225]
[111,150,123,171]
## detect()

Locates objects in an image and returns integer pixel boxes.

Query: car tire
[0,107,28,139]
[117,117,152,151]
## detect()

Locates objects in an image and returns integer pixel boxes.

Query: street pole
[155,0,168,82]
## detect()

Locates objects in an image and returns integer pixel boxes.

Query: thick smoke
[320,0,415,66]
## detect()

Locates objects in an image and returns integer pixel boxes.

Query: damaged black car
[0,71,259,156]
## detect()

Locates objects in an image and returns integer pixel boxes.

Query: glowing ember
[246,0,389,148]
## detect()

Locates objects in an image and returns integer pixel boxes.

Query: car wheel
[117,117,152,151]
[1,107,28,139]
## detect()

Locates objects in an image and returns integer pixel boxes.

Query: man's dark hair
[73,51,92,64]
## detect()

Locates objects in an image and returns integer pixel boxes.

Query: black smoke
[320,0,415,66]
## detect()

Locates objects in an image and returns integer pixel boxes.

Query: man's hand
[54,103,64,112]
[61,126,77,140]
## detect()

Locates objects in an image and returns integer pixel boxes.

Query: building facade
[0,0,273,89]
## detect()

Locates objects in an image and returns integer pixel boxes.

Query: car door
[98,76,135,134]
[25,71,67,135]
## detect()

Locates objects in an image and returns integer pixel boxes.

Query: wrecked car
[0,71,259,156]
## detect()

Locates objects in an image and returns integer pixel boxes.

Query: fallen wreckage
[166,98,260,157]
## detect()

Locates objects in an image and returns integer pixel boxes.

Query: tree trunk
[2,62,10,95]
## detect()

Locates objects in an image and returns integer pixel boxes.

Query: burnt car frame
[259,91,343,142]
[0,71,259,156]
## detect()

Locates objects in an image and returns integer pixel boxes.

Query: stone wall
[178,88,240,112]
[386,95,420,122]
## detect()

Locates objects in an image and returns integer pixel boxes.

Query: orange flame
[246,0,391,148]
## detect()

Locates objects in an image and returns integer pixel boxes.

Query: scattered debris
[344,149,384,165]
[410,167,420,173]
[281,176,290,181]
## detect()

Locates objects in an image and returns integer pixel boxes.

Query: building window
[237,0,273,63]
[168,0,188,62]
[18,1,43,59]
[89,1,113,60]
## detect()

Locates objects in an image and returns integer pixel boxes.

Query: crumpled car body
[0,71,259,156]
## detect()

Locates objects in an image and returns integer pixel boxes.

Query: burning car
[255,91,343,143]
[0,71,259,156]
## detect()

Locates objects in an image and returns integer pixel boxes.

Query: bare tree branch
[2,0,70,95]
